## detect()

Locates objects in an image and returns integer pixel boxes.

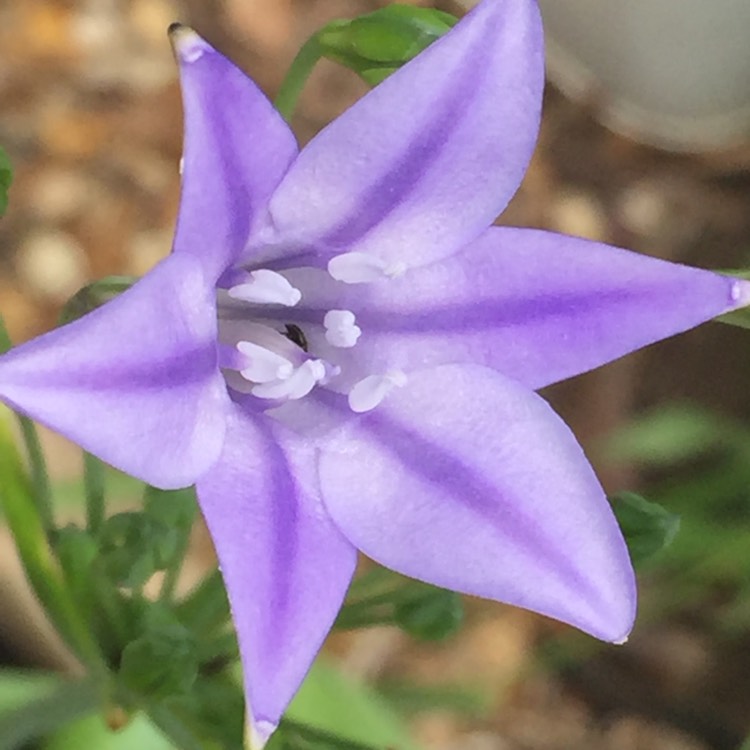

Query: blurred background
[1,1,750,748]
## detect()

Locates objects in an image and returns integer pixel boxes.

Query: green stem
[0,318,55,533]
[84,452,106,536]
[273,34,325,121]
[159,532,191,604]
[0,411,105,671]
[159,502,197,605]
[17,416,55,532]
[0,675,103,748]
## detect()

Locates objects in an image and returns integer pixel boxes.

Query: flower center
[217,261,406,411]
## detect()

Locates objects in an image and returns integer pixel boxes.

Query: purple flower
[0,0,747,744]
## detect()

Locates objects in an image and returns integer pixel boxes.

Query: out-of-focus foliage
[0,147,11,216]
[607,403,750,633]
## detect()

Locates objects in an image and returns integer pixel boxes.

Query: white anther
[252,359,327,401]
[228,269,302,307]
[236,342,294,383]
[348,371,407,413]
[324,309,362,348]
[319,362,342,385]
[328,252,406,284]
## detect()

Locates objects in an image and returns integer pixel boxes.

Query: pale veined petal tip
[729,278,750,309]
[168,23,208,64]
[612,634,630,646]
[246,717,277,750]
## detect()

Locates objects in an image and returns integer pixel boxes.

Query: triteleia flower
[0,0,748,745]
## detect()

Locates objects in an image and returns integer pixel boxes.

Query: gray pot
[455,0,750,151]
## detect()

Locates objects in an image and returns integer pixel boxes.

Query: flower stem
[0,408,105,670]
[84,451,106,536]
[0,318,55,533]
[274,33,324,121]
[17,417,55,532]
[159,517,194,604]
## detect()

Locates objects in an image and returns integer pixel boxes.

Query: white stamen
[252,359,327,401]
[319,361,342,385]
[324,309,362,348]
[348,371,407,413]
[228,270,302,307]
[237,342,294,383]
[328,252,407,284]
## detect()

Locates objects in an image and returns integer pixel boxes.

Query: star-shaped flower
[0,0,747,745]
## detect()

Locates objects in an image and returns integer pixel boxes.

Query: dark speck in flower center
[283,323,308,352]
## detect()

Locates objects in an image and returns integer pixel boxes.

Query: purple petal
[262,0,543,268]
[0,255,228,488]
[171,27,298,279]
[287,228,750,390]
[318,364,636,642]
[196,404,357,747]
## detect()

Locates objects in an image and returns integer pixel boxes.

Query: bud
[98,512,179,589]
[611,492,680,566]
[119,605,198,699]
[59,276,137,325]
[318,6,458,85]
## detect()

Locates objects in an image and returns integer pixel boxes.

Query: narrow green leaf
[0,406,103,667]
[605,404,745,465]
[144,486,198,602]
[0,146,12,216]
[176,569,230,634]
[0,674,100,750]
[45,712,176,750]
[717,306,750,330]
[285,660,417,750]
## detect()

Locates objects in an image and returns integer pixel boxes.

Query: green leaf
[44,712,176,750]
[144,486,197,534]
[176,569,231,635]
[285,660,417,750]
[336,569,464,640]
[0,147,12,216]
[98,512,179,588]
[119,605,199,700]
[318,5,457,85]
[394,586,463,641]
[0,672,100,750]
[611,492,680,566]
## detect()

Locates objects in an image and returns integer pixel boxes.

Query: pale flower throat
[216,254,407,413]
